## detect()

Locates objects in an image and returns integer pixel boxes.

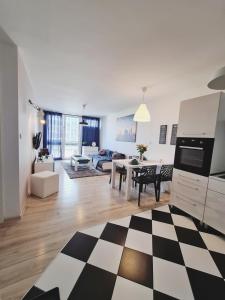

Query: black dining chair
[132,165,157,206]
[109,166,127,191]
[156,164,173,201]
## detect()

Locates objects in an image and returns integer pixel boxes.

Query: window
[62,115,80,159]
[43,111,62,159]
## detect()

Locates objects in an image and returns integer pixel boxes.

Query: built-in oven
[174,137,214,177]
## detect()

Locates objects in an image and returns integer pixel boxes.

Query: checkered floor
[23,204,225,300]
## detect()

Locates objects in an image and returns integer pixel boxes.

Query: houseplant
[136,144,148,161]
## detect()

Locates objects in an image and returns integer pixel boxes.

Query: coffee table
[70,155,92,171]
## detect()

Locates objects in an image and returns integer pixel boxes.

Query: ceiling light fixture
[208,66,225,90]
[79,104,88,126]
[133,87,151,122]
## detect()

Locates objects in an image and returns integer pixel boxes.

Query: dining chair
[109,166,127,190]
[132,165,157,206]
[156,164,174,201]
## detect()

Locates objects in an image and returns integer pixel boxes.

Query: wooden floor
[0,162,170,300]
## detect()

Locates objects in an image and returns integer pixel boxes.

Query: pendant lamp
[133,87,151,122]
[208,66,225,90]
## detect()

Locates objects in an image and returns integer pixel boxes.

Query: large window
[62,115,80,159]
[43,111,62,159]
[43,112,99,160]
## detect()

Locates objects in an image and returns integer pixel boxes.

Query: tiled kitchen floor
[23,205,225,300]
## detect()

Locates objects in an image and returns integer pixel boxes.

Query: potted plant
[136,144,148,161]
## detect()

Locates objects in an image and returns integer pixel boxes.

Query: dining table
[111,159,168,200]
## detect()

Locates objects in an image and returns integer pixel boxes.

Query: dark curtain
[43,111,62,159]
[82,116,100,147]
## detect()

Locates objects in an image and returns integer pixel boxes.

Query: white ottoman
[31,171,59,198]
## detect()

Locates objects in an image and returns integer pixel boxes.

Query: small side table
[34,155,55,173]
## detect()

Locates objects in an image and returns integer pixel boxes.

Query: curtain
[43,111,62,159]
[82,116,100,147]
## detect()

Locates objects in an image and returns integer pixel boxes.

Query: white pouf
[31,171,59,198]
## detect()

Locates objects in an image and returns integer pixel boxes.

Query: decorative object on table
[34,155,55,173]
[62,161,107,179]
[136,144,148,161]
[129,158,139,165]
[170,124,178,145]
[159,125,167,144]
[38,148,50,157]
[208,66,225,90]
[92,141,96,147]
[116,114,137,142]
[133,86,151,122]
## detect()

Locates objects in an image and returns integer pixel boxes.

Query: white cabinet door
[208,177,225,194]
[172,192,205,221]
[171,169,208,221]
[204,190,225,234]
[177,93,220,138]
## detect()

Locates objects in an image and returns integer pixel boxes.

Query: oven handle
[178,146,204,150]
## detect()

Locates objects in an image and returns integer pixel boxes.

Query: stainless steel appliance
[174,137,214,177]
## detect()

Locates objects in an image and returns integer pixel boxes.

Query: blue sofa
[91,149,125,171]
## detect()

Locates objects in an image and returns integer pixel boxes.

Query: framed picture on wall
[116,114,137,142]
[159,125,167,144]
[170,124,178,145]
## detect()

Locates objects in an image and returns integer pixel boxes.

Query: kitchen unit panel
[177,93,220,138]
[204,190,225,234]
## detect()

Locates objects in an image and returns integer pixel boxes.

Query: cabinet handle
[176,194,198,205]
[178,174,200,182]
[177,181,199,191]
[183,132,207,136]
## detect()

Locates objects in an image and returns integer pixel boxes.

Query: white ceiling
[0,0,225,116]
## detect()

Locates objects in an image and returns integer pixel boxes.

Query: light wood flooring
[0,162,170,300]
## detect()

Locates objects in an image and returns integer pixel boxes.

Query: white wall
[18,50,38,214]
[0,28,38,221]
[101,97,182,163]
[0,36,20,219]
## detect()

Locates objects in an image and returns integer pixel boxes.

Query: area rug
[22,204,225,300]
[62,161,108,179]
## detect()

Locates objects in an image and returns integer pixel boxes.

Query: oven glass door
[179,147,204,168]
[174,138,214,176]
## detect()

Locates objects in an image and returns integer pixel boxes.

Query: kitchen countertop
[210,173,225,182]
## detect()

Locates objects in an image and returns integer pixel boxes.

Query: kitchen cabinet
[177,93,221,138]
[203,177,225,234]
[172,169,208,221]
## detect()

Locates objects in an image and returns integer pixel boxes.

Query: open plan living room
[0,1,225,300]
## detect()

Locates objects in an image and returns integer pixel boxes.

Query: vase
[139,154,143,162]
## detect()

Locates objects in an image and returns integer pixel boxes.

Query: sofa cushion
[112,152,126,159]
[99,149,106,156]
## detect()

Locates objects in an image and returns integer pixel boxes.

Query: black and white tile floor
[23,205,225,300]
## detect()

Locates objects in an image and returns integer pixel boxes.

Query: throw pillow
[99,149,106,156]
